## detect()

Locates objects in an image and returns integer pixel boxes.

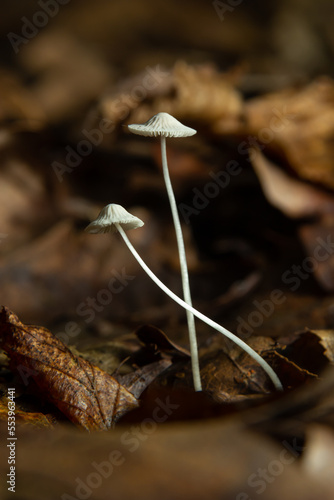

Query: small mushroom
[84,203,144,233]
[128,112,196,138]
[85,204,283,392]
[128,112,201,391]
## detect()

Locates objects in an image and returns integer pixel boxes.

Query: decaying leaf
[250,148,334,219]
[135,324,191,358]
[198,334,316,402]
[0,394,56,429]
[0,306,139,431]
[248,148,334,291]
[242,77,334,189]
[116,359,172,400]
[278,328,334,371]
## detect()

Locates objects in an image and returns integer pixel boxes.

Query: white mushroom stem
[116,223,283,392]
[160,136,201,392]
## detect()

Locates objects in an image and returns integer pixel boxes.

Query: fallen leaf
[278,328,334,373]
[200,334,317,400]
[0,306,139,431]
[243,77,334,189]
[250,148,334,218]
[116,359,172,400]
[0,395,55,429]
[135,324,191,358]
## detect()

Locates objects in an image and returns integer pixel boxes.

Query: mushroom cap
[128,112,197,138]
[85,204,144,234]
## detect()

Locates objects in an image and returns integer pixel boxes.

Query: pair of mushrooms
[85,113,283,392]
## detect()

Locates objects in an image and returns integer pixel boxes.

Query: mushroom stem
[160,136,201,392]
[116,223,283,392]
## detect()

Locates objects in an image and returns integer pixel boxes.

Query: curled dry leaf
[135,324,191,358]
[250,149,334,291]
[0,306,139,431]
[242,77,334,189]
[278,328,334,372]
[250,148,334,219]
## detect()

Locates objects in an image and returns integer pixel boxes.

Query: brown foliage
[0,306,139,431]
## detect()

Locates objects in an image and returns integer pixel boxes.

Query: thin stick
[160,136,201,391]
[116,223,283,392]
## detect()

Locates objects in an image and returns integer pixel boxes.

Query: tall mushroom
[128,112,201,391]
[85,204,283,391]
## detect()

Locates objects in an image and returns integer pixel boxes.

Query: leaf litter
[1,26,334,497]
[0,306,172,431]
[1,305,334,431]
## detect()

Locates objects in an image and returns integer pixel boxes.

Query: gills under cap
[128,112,197,138]
[85,204,144,234]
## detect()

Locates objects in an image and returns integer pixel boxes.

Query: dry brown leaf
[185,336,280,399]
[116,359,172,400]
[135,324,191,358]
[279,328,334,371]
[249,149,334,291]
[250,148,334,218]
[0,306,139,431]
[0,395,55,429]
[196,330,326,402]
[242,77,334,189]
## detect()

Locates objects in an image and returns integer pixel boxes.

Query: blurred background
[2,3,334,500]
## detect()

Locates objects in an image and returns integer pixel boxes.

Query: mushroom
[84,203,144,233]
[85,204,283,391]
[128,112,201,391]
